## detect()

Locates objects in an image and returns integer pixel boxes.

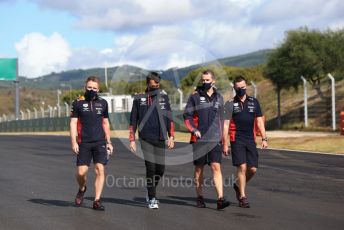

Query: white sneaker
[145,189,159,204]
[145,191,149,203]
[148,198,159,209]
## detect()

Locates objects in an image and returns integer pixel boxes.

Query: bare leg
[246,167,257,183]
[211,163,224,199]
[94,163,105,200]
[237,163,247,198]
[194,165,204,197]
[76,165,89,191]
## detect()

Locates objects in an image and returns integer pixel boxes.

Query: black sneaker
[239,197,250,208]
[93,199,105,211]
[217,197,230,210]
[233,183,240,202]
[75,186,87,206]
[196,196,206,208]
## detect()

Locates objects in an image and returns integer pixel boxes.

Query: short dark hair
[85,76,101,87]
[202,69,216,79]
[146,71,161,83]
[233,75,246,85]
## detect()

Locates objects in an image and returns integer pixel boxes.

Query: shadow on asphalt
[133,196,195,207]
[28,199,75,207]
[85,197,146,208]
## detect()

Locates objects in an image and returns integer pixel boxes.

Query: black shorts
[77,141,108,166]
[192,142,222,166]
[230,139,258,168]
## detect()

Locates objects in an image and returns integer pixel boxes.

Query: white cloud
[15,32,71,78]
[17,0,344,76]
[113,35,137,55]
[31,0,344,35]
[66,48,113,70]
[251,0,344,27]
[64,35,140,70]
[31,0,261,31]
[100,48,113,56]
[329,20,344,30]
[113,26,213,70]
[63,26,207,71]
[191,21,263,57]
[164,53,201,69]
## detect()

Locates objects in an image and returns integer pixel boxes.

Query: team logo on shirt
[96,107,102,115]
[159,101,166,110]
[214,101,220,109]
[233,102,241,113]
[200,97,206,103]
[248,105,255,113]
[140,97,147,106]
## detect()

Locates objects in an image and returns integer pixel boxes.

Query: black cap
[146,71,161,83]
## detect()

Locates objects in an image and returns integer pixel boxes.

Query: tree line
[264,27,344,127]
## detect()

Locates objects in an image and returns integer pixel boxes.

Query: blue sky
[0,0,343,78]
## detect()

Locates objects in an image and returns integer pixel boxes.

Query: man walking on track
[223,75,268,208]
[70,76,113,211]
[129,71,175,209]
[183,69,230,210]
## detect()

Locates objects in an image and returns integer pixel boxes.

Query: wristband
[262,138,268,142]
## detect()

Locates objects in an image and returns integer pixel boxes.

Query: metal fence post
[177,88,183,110]
[64,102,69,117]
[33,107,38,119]
[20,110,24,120]
[230,83,236,97]
[300,76,308,128]
[41,107,45,118]
[48,105,53,118]
[26,109,31,120]
[57,104,61,118]
[327,73,336,130]
[251,81,257,98]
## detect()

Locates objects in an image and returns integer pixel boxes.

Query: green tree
[62,89,84,104]
[180,65,264,96]
[284,28,328,96]
[268,27,344,97]
[326,29,344,78]
[264,27,344,128]
[264,47,299,128]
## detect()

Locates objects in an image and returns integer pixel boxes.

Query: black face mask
[235,88,246,97]
[148,86,159,92]
[202,82,213,91]
[84,89,98,101]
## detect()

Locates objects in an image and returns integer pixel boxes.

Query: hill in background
[0,49,272,90]
[3,48,342,131]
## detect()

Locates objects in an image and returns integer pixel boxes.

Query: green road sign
[0,58,17,80]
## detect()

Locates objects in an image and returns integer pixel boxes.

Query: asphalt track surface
[0,135,343,230]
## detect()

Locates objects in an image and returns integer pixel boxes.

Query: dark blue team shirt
[71,96,109,143]
[129,90,174,141]
[224,95,262,141]
[183,89,224,143]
